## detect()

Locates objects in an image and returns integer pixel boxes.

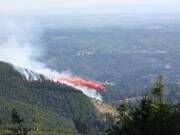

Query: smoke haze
[0,19,46,72]
[0,18,103,100]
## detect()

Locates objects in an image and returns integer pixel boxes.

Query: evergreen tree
[31,107,44,135]
[152,75,164,102]
[11,108,24,135]
[106,76,180,135]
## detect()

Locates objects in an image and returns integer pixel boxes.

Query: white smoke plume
[0,18,50,74]
[56,79,102,101]
[0,18,103,100]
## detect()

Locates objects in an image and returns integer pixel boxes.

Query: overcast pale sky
[0,0,179,13]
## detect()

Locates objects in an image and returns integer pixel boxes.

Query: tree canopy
[107,76,180,135]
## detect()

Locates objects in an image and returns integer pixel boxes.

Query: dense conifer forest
[0,61,109,135]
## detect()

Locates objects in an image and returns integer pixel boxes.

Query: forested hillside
[0,61,107,134]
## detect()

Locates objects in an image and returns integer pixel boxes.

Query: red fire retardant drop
[55,76,107,92]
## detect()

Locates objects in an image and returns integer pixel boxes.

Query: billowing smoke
[16,67,42,81]
[0,18,47,73]
[0,18,105,100]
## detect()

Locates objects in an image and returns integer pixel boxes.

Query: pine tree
[11,108,24,135]
[106,76,180,135]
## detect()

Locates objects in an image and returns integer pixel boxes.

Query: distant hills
[42,24,180,103]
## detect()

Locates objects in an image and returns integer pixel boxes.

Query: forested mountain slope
[0,61,103,134]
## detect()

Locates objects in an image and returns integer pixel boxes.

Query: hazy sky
[0,0,179,13]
